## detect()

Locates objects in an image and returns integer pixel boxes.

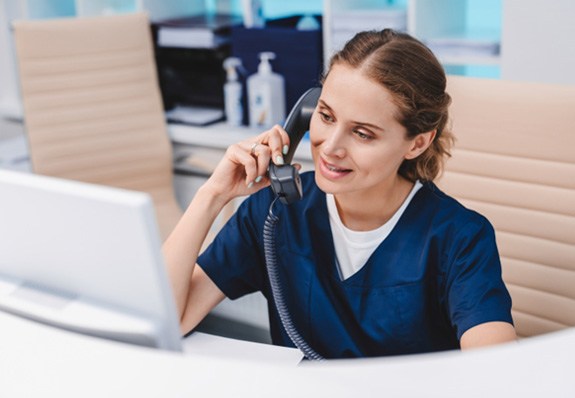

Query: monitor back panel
[0,170,182,351]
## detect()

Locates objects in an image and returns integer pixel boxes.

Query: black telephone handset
[268,87,322,205]
[264,87,325,360]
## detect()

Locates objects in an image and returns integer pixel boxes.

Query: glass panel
[445,65,500,79]
[466,0,502,40]
[77,0,139,17]
[27,0,76,19]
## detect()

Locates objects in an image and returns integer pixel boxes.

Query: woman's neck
[333,176,414,231]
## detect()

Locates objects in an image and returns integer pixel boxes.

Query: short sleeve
[444,217,514,339]
[197,190,271,300]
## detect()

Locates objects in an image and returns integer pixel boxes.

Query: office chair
[12,13,182,241]
[439,76,575,338]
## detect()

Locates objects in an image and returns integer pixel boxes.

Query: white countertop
[2,309,574,397]
[168,122,314,162]
[0,122,314,176]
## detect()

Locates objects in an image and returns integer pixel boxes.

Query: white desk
[169,122,314,164]
[2,310,574,397]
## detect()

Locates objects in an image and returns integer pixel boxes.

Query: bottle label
[251,85,273,127]
[224,84,243,126]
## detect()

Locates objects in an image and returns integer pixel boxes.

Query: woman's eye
[353,129,373,140]
[319,112,333,123]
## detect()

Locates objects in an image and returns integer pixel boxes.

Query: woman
[163,29,516,358]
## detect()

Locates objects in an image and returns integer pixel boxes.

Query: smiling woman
[311,63,428,226]
[163,28,516,359]
[329,30,454,181]
[309,30,454,229]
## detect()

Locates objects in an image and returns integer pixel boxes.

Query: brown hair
[325,29,454,182]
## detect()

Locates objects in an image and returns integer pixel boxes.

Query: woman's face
[309,63,420,198]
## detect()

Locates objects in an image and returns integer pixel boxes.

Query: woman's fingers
[248,141,271,184]
[242,153,260,188]
[217,126,292,193]
[257,125,290,166]
[247,125,292,185]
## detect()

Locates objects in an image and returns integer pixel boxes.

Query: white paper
[166,105,224,126]
[182,332,303,366]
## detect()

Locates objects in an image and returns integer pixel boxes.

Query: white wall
[501,0,575,85]
[0,0,23,119]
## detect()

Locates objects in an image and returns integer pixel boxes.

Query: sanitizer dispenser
[247,52,286,128]
[223,57,244,126]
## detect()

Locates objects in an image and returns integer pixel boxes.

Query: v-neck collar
[280,174,433,287]
[326,181,423,281]
[312,181,428,285]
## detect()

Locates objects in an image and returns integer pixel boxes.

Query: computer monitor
[0,169,182,352]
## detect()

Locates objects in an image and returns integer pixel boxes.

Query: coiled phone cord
[263,198,325,361]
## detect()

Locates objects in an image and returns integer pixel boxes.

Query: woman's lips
[319,157,352,180]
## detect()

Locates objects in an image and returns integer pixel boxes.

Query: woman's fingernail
[255,176,263,183]
[275,155,284,165]
[282,145,289,155]
[247,181,254,189]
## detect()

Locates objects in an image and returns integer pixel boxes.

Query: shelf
[425,36,501,66]
[439,55,500,67]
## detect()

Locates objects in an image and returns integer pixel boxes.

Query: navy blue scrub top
[198,172,513,358]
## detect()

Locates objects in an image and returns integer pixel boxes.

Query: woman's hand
[203,125,291,202]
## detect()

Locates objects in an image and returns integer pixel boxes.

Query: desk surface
[2,310,574,397]
[169,122,313,162]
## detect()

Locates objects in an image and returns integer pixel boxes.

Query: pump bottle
[247,52,285,128]
[223,57,244,126]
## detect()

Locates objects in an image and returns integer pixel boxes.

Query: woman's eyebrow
[318,99,385,132]
[317,99,332,110]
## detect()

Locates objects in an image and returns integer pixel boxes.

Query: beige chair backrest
[439,76,575,338]
[12,12,181,241]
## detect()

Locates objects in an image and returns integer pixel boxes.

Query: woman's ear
[405,130,436,160]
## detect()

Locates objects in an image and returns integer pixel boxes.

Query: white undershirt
[327,181,423,280]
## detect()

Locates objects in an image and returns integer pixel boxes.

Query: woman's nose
[322,126,347,158]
